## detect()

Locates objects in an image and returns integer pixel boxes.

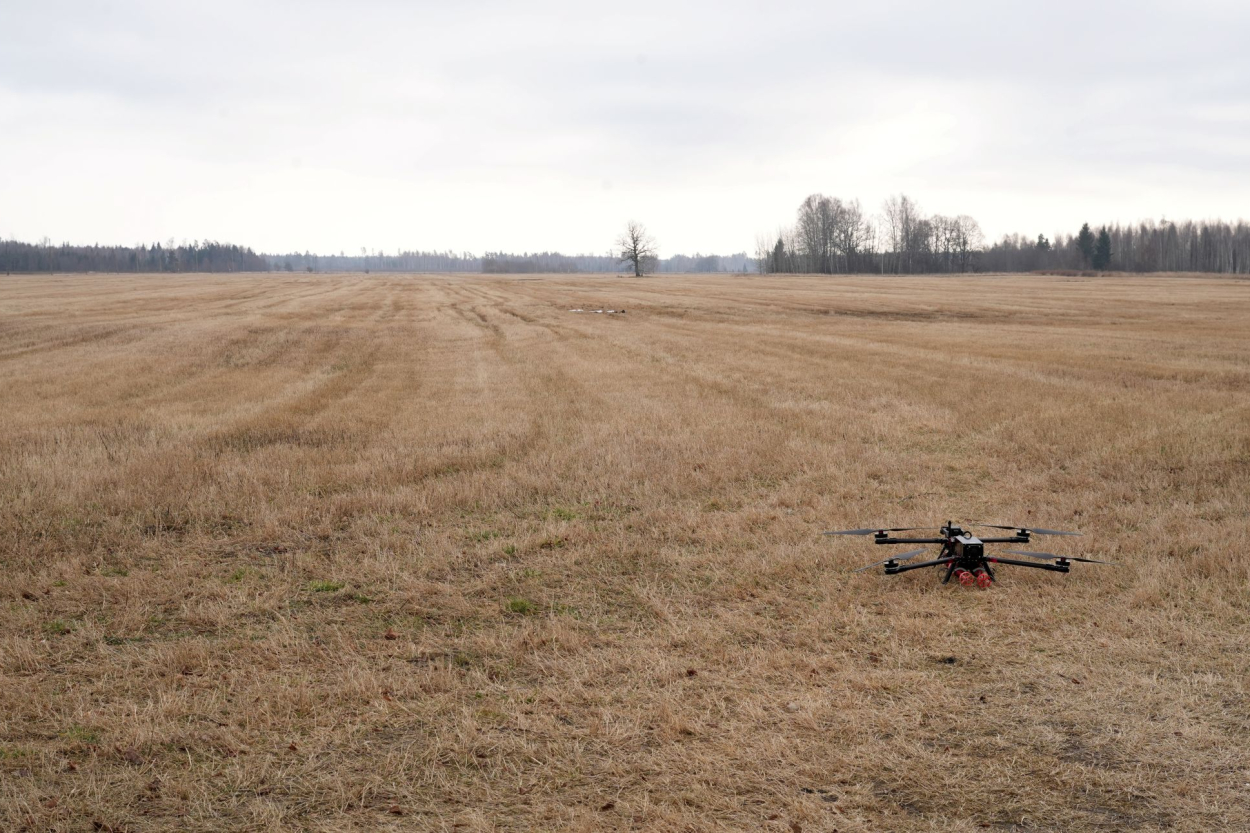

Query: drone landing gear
[942,559,995,588]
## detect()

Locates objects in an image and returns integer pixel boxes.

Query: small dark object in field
[800,787,838,802]
[116,746,143,766]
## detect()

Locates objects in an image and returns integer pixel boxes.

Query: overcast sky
[2,0,1248,255]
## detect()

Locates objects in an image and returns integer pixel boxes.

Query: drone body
[826,521,1111,587]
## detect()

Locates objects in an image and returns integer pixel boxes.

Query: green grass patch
[308,580,345,593]
[61,725,100,745]
[44,619,73,636]
[506,597,539,615]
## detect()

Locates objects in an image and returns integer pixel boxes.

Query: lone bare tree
[617,221,658,276]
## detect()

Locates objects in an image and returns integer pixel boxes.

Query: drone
[825,521,1113,587]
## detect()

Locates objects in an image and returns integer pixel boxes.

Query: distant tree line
[482,252,581,273]
[269,249,753,274]
[0,238,268,273]
[662,252,752,273]
[0,240,753,276]
[271,249,480,273]
[758,193,1250,275]
[8,213,1246,277]
[982,220,1250,274]
[758,193,983,275]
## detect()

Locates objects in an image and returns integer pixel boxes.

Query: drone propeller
[824,527,938,536]
[1002,549,1115,565]
[851,549,929,573]
[973,523,1082,537]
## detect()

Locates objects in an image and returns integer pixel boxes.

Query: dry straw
[1,271,1247,831]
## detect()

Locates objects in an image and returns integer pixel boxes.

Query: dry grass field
[1,271,1248,832]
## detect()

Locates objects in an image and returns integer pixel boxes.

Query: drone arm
[886,556,955,574]
[978,536,1030,544]
[988,556,1070,573]
[874,536,947,545]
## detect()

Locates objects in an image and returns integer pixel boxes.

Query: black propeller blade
[852,549,929,573]
[1002,549,1115,565]
[974,523,1082,537]
[824,527,938,536]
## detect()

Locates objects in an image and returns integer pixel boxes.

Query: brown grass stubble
[0,271,1247,831]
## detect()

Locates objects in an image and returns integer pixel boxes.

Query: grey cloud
[1,0,1247,252]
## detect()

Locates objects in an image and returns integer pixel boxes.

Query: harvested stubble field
[1,271,1248,833]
